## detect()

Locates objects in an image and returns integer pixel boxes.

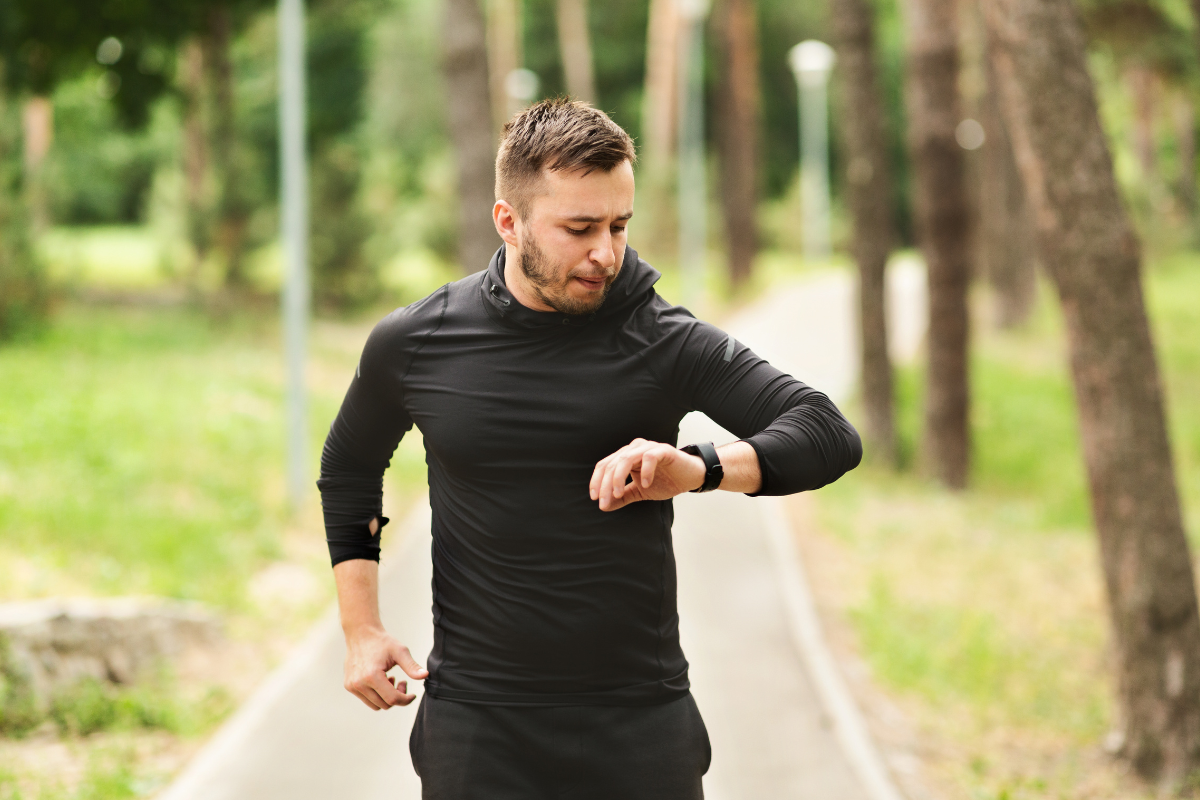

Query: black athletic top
[318,247,862,707]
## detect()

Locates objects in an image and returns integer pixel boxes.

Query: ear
[493,200,520,247]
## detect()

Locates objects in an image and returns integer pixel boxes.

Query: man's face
[512,161,635,316]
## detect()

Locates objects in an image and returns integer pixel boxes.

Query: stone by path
[157,260,925,800]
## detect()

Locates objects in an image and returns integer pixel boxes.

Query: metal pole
[677,0,708,308]
[279,0,309,508]
[788,40,835,262]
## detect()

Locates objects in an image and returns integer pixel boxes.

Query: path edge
[761,496,907,800]
[153,499,431,800]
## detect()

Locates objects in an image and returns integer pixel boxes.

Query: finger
[590,453,615,500]
[349,688,383,710]
[610,447,647,499]
[357,685,390,710]
[367,673,407,708]
[640,450,660,488]
[391,643,430,680]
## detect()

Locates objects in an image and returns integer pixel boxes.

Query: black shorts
[409,692,712,800]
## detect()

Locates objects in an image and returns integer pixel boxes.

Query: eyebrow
[564,212,634,223]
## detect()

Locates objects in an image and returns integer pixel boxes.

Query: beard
[518,233,616,316]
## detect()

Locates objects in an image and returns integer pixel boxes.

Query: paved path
[158,262,925,800]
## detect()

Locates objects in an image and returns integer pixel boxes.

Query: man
[318,98,861,799]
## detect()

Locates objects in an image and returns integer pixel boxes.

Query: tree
[556,0,596,103]
[444,0,501,272]
[979,53,1035,328]
[638,0,679,262]
[980,0,1200,782]
[902,0,972,488]
[831,0,898,467]
[713,0,759,288]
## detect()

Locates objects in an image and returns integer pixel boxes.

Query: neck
[503,243,555,312]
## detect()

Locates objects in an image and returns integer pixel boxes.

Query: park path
[156,260,925,800]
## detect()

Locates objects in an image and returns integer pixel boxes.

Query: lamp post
[677,0,709,308]
[279,0,309,508]
[788,40,835,262]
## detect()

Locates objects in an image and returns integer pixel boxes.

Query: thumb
[391,642,429,679]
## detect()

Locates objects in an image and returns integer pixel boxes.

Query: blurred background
[1,0,1199,797]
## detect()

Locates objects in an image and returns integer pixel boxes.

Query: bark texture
[487,0,521,131]
[713,0,759,287]
[180,38,211,287]
[639,0,680,259]
[205,4,250,288]
[903,0,972,488]
[980,55,1035,328]
[556,0,596,103]
[20,96,52,235]
[831,0,898,466]
[981,0,1200,782]
[445,0,501,272]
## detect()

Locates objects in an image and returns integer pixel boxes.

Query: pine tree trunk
[486,0,521,131]
[831,0,897,467]
[981,0,1200,783]
[980,55,1035,328]
[180,38,211,289]
[556,0,596,103]
[903,0,972,488]
[445,0,501,273]
[20,96,52,235]
[713,0,759,288]
[205,4,249,289]
[639,0,680,262]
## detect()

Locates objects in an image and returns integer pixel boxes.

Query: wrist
[341,620,386,641]
[679,442,724,492]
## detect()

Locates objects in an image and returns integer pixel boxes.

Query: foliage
[42,73,160,226]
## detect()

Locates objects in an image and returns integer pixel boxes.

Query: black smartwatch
[680,442,724,493]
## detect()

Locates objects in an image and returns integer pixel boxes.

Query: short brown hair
[495,98,637,218]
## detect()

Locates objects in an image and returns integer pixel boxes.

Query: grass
[2,225,438,795]
[0,304,429,608]
[805,256,1200,798]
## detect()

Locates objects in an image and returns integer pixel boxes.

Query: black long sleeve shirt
[318,247,862,707]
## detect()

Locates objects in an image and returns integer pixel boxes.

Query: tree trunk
[205,3,249,289]
[445,0,501,272]
[902,0,972,488]
[830,0,898,467]
[556,0,596,103]
[713,0,759,288]
[487,0,521,131]
[20,96,52,236]
[980,53,1035,328]
[639,0,680,262]
[981,0,1200,783]
[1128,64,1157,185]
[180,38,211,288]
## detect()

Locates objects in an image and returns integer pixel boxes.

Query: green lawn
[0,303,429,609]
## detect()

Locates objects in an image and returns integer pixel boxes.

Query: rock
[0,598,222,710]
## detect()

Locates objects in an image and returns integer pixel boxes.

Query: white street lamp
[788,40,835,262]
[279,0,310,508]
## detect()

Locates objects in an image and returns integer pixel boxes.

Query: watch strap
[680,442,724,493]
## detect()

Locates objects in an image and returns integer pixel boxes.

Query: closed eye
[567,227,588,235]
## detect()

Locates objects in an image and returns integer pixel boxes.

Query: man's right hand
[343,626,429,710]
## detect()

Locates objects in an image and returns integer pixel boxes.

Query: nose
[590,229,616,270]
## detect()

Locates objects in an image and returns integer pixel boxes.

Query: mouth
[573,275,608,292]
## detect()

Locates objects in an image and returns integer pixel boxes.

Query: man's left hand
[589,438,706,511]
